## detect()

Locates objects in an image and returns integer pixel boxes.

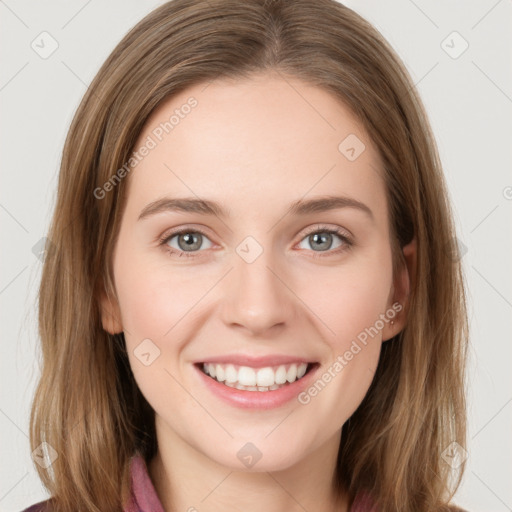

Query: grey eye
[298,231,344,252]
[168,232,213,252]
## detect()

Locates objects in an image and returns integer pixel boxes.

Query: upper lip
[195,354,317,368]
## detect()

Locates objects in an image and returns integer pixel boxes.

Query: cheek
[295,276,387,428]
[114,258,200,414]
[113,250,216,396]
[294,249,392,415]
[114,249,212,341]
[299,247,393,349]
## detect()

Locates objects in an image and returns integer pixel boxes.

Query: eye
[296,224,353,258]
[159,228,213,258]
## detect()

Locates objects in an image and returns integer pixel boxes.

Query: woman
[24,0,469,510]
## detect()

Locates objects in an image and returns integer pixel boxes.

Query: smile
[193,359,321,409]
[199,362,311,391]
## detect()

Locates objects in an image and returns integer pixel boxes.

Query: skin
[100,71,416,512]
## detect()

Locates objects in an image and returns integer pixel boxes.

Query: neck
[148,417,349,512]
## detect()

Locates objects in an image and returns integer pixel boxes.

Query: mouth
[195,361,319,392]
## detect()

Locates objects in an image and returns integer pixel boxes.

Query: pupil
[311,232,331,251]
[179,233,201,251]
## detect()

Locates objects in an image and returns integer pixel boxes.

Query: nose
[219,248,296,337]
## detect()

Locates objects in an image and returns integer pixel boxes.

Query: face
[100,72,412,472]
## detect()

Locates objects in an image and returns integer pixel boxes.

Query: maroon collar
[125,454,165,512]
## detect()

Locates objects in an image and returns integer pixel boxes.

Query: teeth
[275,365,287,384]
[297,363,307,379]
[286,365,297,383]
[225,364,238,383]
[202,362,309,390]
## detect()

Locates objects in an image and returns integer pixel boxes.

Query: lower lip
[193,363,320,410]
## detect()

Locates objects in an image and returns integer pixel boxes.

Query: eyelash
[158,224,353,260]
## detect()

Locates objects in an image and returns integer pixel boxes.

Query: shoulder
[20,498,53,512]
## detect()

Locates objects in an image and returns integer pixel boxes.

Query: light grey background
[1,1,511,511]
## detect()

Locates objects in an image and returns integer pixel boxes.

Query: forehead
[125,74,386,222]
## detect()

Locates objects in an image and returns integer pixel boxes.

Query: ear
[98,284,123,335]
[382,237,416,342]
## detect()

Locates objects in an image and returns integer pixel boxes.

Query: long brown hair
[29,1,469,510]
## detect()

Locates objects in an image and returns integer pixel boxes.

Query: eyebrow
[137,195,374,221]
